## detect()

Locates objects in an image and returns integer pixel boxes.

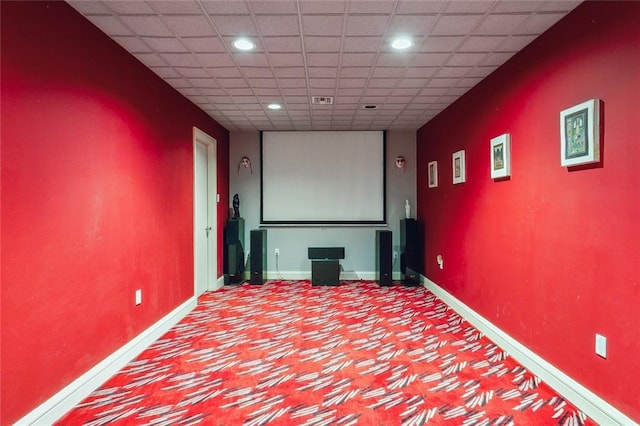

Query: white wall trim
[16,297,197,426]
[422,275,637,426]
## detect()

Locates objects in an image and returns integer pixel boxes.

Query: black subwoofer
[376,230,392,286]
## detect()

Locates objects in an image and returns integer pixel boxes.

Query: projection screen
[261,131,386,225]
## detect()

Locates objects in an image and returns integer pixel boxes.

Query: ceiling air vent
[311,96,334,105]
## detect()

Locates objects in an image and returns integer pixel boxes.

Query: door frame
[193,127,218,296]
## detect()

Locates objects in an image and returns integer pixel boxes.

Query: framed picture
[452,150,466,184]
[490,133,511,179]
[428,161,438,188]
[560,99,600,166]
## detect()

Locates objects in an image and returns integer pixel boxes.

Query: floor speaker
[226,242,244,284]
[400,219,422,286]
[249,229,267,285]
[376,230,392,286]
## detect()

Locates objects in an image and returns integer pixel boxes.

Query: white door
[194,128,217,297]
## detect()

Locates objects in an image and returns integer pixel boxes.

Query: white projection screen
[261,131,386,225]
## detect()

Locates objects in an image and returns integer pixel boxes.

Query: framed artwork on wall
[490,133,511,179]
[428,161,438,188]
[560,99,600,167]
[452,150,466,184]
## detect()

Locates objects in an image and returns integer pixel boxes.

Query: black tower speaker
[224,218,245,284]
[249,229,267,285]
[376,230,392,286]
[400,219,422,286]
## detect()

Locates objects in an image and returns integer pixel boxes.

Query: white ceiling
[68,0,581,132]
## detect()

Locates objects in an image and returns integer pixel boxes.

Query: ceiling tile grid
[68,0,580,131]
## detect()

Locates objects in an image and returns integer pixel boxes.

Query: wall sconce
[395,156,406,169]
[238,156,252,174]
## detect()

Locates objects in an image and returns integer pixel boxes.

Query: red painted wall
[417,2,639,421]
[1,2,229,424]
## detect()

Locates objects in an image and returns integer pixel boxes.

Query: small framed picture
[560,99,600,167]
[428,161,438,188]
[452,150,466,184]
[490,133,511,179]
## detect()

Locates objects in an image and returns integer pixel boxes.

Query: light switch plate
[595,334,607,358]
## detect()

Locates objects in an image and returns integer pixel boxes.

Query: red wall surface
[417,2,639,421]
[1,2,229,424]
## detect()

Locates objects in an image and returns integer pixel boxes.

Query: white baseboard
[212,275,225,291]
[16,297,197,426]
[422,275,637,426]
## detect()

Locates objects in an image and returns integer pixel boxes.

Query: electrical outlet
[135,289,142,306]
[595,334,607,358]
[275,248,280,256]
[393,251,398,259]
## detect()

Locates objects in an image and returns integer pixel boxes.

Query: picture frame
[428,161,438,188]
[452,150,466,184]
[560,99,600,167]
[490,133,511,179]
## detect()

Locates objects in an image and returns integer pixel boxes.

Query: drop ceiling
[68,0,581,132]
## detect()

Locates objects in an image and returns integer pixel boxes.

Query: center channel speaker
[249,229,267,285]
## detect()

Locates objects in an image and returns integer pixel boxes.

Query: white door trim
[193,127,218,296]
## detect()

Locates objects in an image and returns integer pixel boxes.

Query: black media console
[308,247,345,286]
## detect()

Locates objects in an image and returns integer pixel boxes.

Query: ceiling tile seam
[294,0,316,129]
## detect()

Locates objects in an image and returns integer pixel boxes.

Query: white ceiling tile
[427,78,459,88]
[149,1,202,14]
[497,35,537,51]
[419,36,465,52]
[371,67,407,78]
[211,15,258,36]
[176,67,210,78]
[308,67,338,78]
[349,1,395,14]
[340,67,372,78]
[198,53,236,67]
[431,15,483,35]
[341,53,377,67]
[445,1,493,13]
[307,53,340,67]
[404,67,438,78]
[304,37,341,52]
[388,15,437,36]
[465,66,497,78]
[365,88,394,96]
[133,52,168,67]
[515,13,567,35]
[143,37,187,52]
[412,53,450,67]
[243,68,275,78]
[343,36,383,52]
[479,52,516,66]
[299,0,346,14]
[369,78,398,88]
[180,36,226,52]
[256,15,300,36]
[189,78,221,88]
[249,0,298,13]
[119,16,173,37]
[150,66,182,78]
[226,88,254,96]
[163,15,214,37]
[274,67,306,78]
[492,1,543,13]
[85,16,134,36]
[345,15,390,36]
[234,96,259,104]
[200,88,228,96]
[107,1,154,14]
[445,52,486,66]
[435,66,471,78]
[397,78,429,88]
[233,53,270,67]
[376,52,414,67]
[201,2,250,14]
[391,88,420,96]
[474,14,529,35]
[164,77,191,88]
[309,79,338,89]
[208,67,243,78]
[459,36,505,52]
[277,78,307,88]
[339,79,368,88]
[396,0,447,14]
[218,78,250,88]
[536,1,581,12]
[302,15,344,36]
[269,53,305,67]
[262,36,302,52]
[113,36,151,52]
[253,86,280,94]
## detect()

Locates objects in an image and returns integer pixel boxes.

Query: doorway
[193,127,218,297]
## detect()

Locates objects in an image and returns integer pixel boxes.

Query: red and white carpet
[56,280,594,425]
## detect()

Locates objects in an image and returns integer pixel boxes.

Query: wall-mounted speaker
[376,230,392,286]
[249,229,267,285]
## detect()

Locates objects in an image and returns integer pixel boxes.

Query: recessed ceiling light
[267,103,282,110]
[233,38,255,51]
[363,104,378,109]
[391,37,412,50]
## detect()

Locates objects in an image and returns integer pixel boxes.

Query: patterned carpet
[56,280,594,425]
